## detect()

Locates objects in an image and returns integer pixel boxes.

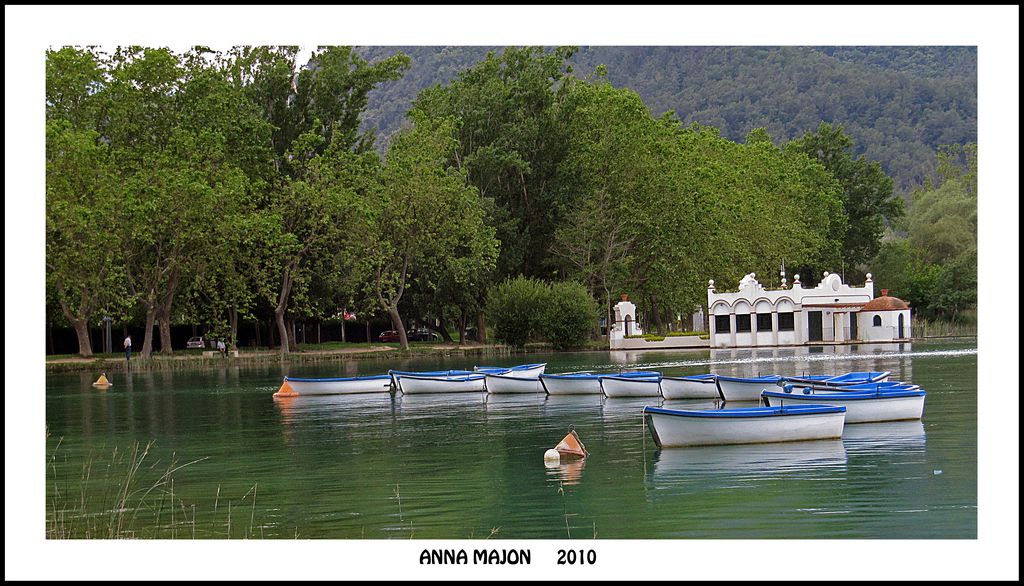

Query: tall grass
[46,439,265,539]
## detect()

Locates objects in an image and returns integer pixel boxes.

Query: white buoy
[544,448,561,463]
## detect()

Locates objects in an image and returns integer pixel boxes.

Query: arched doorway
[898,313,905,338]
[625,315,633,336]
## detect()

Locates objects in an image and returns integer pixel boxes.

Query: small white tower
[610,294,642,343]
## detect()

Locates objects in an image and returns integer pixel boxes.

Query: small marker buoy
[544,449,561,464]
[547,428,588,462]
[273,379,298,398]
[92,373,112,388]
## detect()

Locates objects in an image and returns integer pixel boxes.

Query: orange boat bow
[273,379,298,398]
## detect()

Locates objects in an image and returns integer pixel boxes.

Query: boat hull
[716,378,780,402]
[600,376,662,398]
[484,374,544,394]
[284,376,392,395]
[475,363,547,378]
[762,392,925,423]
[397,375,486,394]
[644,406,846,447]
[661,376,719,399]
[540,375,603,395]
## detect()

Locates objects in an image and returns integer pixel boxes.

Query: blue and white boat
[600,372,663,398]
[715,374,784,402]
[779,371,891,390]
[474,363,547,378]
[660,374,719,399]
[283,374,393,395]
[540,371,660,395]
[389,370,484,394]
[790,381,920,395]
[642,404,847,447]
[761,385,926,423]
[484,371,545,394]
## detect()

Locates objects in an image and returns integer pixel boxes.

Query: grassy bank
[45,341,518,374]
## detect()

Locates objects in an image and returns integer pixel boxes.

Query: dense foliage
[356,46,976,192]
[45,45,976,356]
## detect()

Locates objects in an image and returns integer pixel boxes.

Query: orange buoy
[273,378,298,398]
[553,429,588,459]
[92,373,112,388]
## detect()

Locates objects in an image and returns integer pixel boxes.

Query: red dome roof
[861,295,910,311]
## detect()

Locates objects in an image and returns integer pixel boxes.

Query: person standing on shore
[124,335,132,363]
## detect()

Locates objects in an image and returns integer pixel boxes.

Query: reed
[45,439,269,539]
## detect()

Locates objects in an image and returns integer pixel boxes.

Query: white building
[608,294,643,344]
[706,271,911,348]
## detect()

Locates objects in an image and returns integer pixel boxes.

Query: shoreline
[44,334,977,374]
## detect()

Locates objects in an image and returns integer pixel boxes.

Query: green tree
[788,122,903,269]
[353,115,498,350]
[486,276,549,349]
[542,281,598,350]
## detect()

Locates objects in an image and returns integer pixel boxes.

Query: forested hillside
[355,46,976,192]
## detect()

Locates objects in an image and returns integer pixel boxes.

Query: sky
[6,4,1019,582]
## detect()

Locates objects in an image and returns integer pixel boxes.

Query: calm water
[45,340,977,539]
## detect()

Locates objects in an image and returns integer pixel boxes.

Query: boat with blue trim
[715,374,784,402]
[642,404,846,447]
[389,370,484,394]
[281,374,393,395]
[660,374,719,399]
[540,371,660,395]
[474,363,547,378]
[761,384,926,423]
[779,371,891,390]
[600,372,663,398]
[484,371,545,393]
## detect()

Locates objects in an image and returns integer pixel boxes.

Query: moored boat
[642,404,847,447]
[474,363,547,378]
[600,374,663,398]
[761,385,926,423]
[661,374,718,399]
[779,371,891,389]
[283,374,393,395]
[715,374,783,402]
[395,372,486,394]
[788,381,920,395]
[484,372,545,394]
[389,369,477,393]
[540,371,659,395]
[539,372,604,395]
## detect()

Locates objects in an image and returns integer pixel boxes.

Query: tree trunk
[475,310,487,344]
[457,308,467,345]
[275,264,294,355]
[365,320,371,344]
[387,305,409,350]
[157,306,173,355]
[229,307,239,350]
[429,316,454,344]
[254,319,261,348]
[275,310,289,354]
[288,318,297,349]
[70,318,93,357]
[141,303,157,358]
[268,318,276,347]
[341,320,346,343]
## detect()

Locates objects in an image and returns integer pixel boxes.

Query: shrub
[542,281,598,350]
[486,276,549,349]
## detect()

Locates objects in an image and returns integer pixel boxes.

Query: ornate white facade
[706,272,911,348]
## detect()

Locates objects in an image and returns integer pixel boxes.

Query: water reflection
[841,420,927,454]
[650,440,848,484]
[544,457,587,486]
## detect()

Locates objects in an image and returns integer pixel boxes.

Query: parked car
[378,330,400,343]
[186,336,206,349]
[408,328,441,342]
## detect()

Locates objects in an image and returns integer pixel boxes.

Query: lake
[44,340,976,539]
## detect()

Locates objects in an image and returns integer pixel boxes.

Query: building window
[873,315,882,327]
[714,315,731,333]
[778,312,795,331]
[736,314,751,332]
[756,313,772,331]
